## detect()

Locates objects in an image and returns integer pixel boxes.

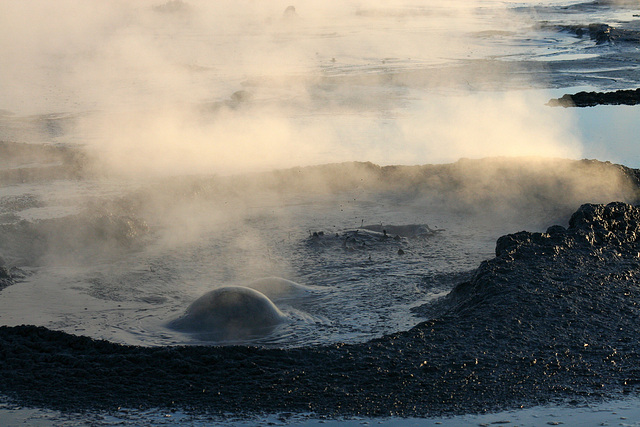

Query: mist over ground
[0,0,586,177]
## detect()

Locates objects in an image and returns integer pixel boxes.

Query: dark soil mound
[548,88,640,107]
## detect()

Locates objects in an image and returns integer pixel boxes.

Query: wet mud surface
[1,201,640,417]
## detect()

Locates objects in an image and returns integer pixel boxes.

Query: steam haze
[0,0,583,176]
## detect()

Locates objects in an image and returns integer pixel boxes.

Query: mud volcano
[167,286,287,341]
[2,202,640,417]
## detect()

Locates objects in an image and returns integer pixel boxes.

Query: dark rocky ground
[1,201,640,417]
[548,88,640,107]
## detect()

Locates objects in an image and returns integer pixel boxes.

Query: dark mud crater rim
[2,202,640,417]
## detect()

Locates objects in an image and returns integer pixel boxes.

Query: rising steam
[0,0,583,177]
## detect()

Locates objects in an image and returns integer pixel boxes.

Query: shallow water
[3,399,640,427]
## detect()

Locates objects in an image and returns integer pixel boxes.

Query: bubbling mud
[167,286,287,341]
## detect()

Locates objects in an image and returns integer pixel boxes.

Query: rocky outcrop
[555,22,640,45]
[548,88,640,107]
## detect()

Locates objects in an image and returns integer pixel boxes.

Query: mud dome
[167,286,287,341]
[2,202,640,417]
